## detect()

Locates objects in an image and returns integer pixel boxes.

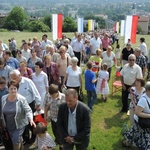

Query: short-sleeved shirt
[120,63,143,86]
[122,48,134,61]
[84,70,96,91]
[66,66,82,87]
[102,51,115,68]
[90,37,102,54]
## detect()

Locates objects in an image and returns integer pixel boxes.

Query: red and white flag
[124,15,138,44]
[114,22,119,33]
[52,14,63,41]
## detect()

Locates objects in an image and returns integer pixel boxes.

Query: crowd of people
[0,30,149,150]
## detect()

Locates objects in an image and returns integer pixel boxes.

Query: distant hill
[1,0,150,4]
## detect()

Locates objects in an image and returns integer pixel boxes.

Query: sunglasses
[129,59,135,61]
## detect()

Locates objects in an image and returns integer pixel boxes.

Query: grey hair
[71,57,78,63]
[9,69,21,76]
[46,44,53,49]
[145,81,150,91]
[134,47,141,52]
[64,39,70,43]
[128,54,136,60]
[65,88,78,98]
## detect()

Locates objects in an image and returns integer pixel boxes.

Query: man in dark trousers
[57,89,91,150]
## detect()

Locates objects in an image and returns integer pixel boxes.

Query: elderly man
[9,69,41,144]
[90,32,102,55]
[57,89,91,150]
[120,54,143,113]
[134,48,147,77]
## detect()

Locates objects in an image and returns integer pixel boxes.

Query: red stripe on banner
[113,23,116,32]
[57,14,63,39]
[131,15,138,44]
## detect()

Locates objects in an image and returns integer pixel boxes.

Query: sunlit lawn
[0,31,150,150]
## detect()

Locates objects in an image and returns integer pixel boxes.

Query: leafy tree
[63,17,77,32]
[43,15,52,31]
[28,20,50,32]
[4,6,28,31]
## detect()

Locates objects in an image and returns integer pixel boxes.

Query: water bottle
[122,122,128,135]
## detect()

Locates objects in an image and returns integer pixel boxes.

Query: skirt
[124,122,150,150]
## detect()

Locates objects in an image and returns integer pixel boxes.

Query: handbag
[78,91,84,102]
[138,96,150,128]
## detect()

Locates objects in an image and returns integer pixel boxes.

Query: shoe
[119,110,127,113]
[104,98,107,102]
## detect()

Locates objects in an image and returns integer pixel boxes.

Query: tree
[4,6,28,31]
[63,17,77,32]
[43,15,52,31]
[28,20,50,32]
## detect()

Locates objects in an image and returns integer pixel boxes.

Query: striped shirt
[35,132,56,150]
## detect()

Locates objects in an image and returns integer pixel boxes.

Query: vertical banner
[52,14,63,41]
[120,20,125,36]
[77,18,84,33]
[116,22,119,33]
[125,15,138,44]
[88,20,94,31]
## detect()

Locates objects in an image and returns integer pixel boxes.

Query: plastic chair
[112,70,122,96]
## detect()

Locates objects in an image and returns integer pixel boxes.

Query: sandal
[122,140,130,147]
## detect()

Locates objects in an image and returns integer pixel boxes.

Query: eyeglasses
[59,51,64,54]
[129,59,135,61]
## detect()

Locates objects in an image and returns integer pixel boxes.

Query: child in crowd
[0,77,9,145]
[96,63,109,102]
[84,40,91,63]
[115,44,121,66]
[44,84,65,149]
[34,122,56,150]
[84,61,97,110]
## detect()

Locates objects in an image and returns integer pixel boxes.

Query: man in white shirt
[90,32,102,55]
[120,54,143,113]
[40,34,53,50]
[139,37,148,60]
[71,34,85,66]
[21,42,31,61]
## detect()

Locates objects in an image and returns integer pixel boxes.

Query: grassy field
[0,32,150,150]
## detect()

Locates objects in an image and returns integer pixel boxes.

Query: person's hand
[65,136,74,144]
[30,120,36,128]
[122,84,126,91]
[79,86,82,91]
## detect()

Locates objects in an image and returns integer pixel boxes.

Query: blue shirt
[84,69,96,91]
[6,57,19,69]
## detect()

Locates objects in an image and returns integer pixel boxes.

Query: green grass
[0,32,149,150]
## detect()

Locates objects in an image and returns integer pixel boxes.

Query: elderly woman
[1,80,35,150]
[57,46,71,91]
[41,44,51,61]
[16,50,27,63]
[123,81,150,149]
[43,54,60,86]
[31,37,41,58]
[129,78,145,126]
[27,49,42,72]
[63,39,74,57]
[101,45,117,79]
[89,49,102,73]
[18,61,33,79]
[62,57,82,95]
[32,61,48,109]
[121,43,134,65]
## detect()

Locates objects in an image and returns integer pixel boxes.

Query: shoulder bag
[138,96,150,128]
